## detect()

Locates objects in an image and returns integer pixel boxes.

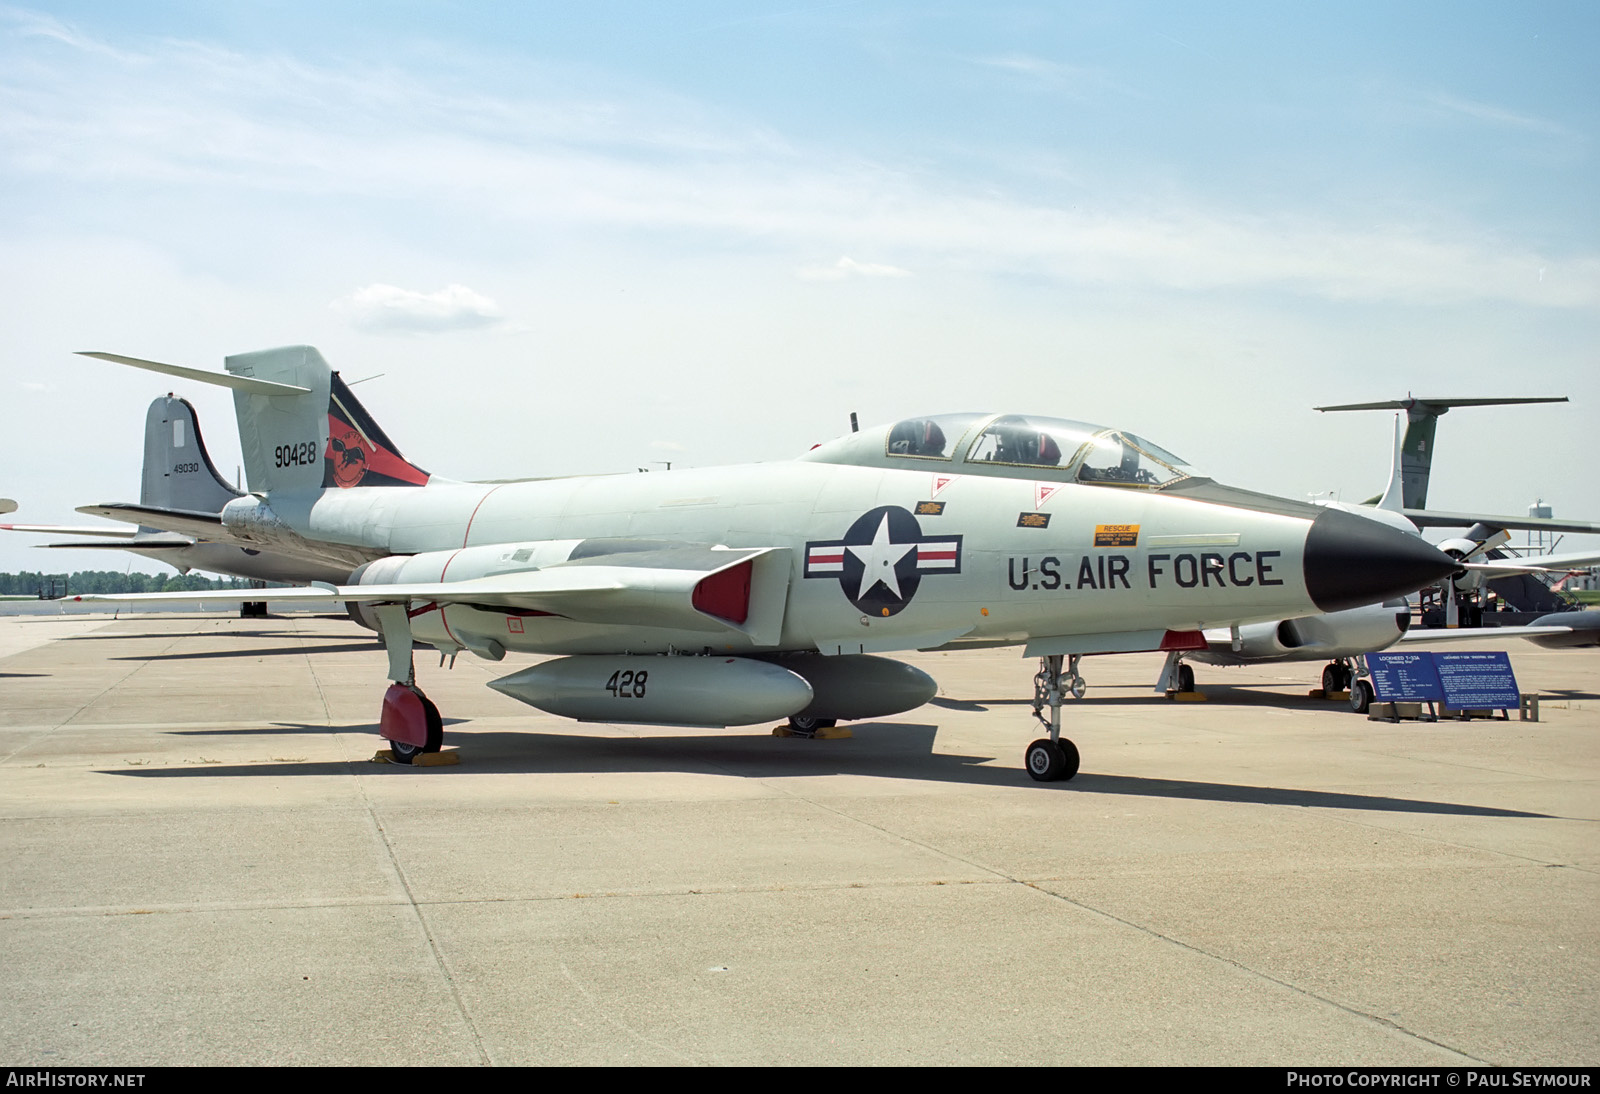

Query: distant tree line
[0,571,258,597]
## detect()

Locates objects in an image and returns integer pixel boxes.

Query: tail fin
[222,346,429,495]
[81,345,431,497]
[141,395,243,513]
[1316,395,1568,511]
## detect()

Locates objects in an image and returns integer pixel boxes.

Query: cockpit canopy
[807,412,1196,489]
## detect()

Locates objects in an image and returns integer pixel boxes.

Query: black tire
[788,715,837,733]
[1177,663,1195,693]
[1025,739,1065,782]
[1350,679,1374,714]
[1056,737,1080,781]
[419,693,444,753]
[390,739,423,765]
[1322,664,1342,693]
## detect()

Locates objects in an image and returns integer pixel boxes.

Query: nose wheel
[1026,737,1080,782]
[1027,654,1082,782]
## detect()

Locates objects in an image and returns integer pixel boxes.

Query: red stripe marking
[437,551,463,645]
[462,484,506,548]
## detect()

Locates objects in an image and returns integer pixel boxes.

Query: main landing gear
[1026,654,1082,782]
[373,604,445,765]
[1318,656,1374,714]
[779,715,840,738]
[1156,650,1196,697]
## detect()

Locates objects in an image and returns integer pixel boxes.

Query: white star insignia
[846,513,916,601]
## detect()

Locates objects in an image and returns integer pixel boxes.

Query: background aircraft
[71,346,1457,781]
[3,394,352,586]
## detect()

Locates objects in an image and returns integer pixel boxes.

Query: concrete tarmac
[0,611,1595,1066]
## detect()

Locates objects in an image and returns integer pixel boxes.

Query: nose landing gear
[1026,654,1082,782]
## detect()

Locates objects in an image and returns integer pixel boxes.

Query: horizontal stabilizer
[1315,397,1567,413]
[3,522,139,539]
[77,352,310,396]
[75,504,224,538]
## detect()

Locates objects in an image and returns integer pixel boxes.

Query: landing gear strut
[1026,654,1081,782]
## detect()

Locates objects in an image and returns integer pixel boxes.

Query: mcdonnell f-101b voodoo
[72,347,1457,782]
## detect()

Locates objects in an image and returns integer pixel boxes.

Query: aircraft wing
[69,545,792,644]
[1460,548,1600,577]
[1404,509,1600,534]
[1397,625,1572,643]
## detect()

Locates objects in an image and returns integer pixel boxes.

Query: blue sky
[1,1,1596,573]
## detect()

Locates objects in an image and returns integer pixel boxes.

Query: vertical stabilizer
[1375,414,1405,513]
[141,396,244,514]
[223,346,429,496]
[1395,410,1439,510]
[226,346,334,495]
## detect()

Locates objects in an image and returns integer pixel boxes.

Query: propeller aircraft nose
[1302,508,1458,613]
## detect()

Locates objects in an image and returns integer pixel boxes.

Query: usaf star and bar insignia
[804,505,963,616]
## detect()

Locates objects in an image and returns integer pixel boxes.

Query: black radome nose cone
[1303,509,1457,613]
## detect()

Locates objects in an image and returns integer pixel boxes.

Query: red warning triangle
[1035,482,1061,508]
[931,475,955,499]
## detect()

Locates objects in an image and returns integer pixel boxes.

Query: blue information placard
[1368,652,1444,702]
[1435,651,1520,710]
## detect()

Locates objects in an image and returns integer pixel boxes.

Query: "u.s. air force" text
[1008,551,1283,591]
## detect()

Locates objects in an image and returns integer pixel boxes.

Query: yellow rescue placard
[1093,523,1140,548]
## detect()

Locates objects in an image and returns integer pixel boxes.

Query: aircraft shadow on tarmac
[167,720,470,736]
[103,720,1553,818]
[111,642,382,661]
[941,686,1363,711]
[65,629,371,642]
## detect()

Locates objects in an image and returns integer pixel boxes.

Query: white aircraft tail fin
[1375,414,1405,513]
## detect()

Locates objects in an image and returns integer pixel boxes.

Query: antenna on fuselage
[849,412,858,433]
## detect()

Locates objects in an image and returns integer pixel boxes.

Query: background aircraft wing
[1397,625,1572,643]
[1404,509,1600,534]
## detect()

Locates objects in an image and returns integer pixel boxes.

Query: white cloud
[795,256,913,281]
[1424,92,1573,139]
[2,15,1596,315]
[332,284,503,334]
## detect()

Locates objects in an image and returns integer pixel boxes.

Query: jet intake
[488,655,814,727]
